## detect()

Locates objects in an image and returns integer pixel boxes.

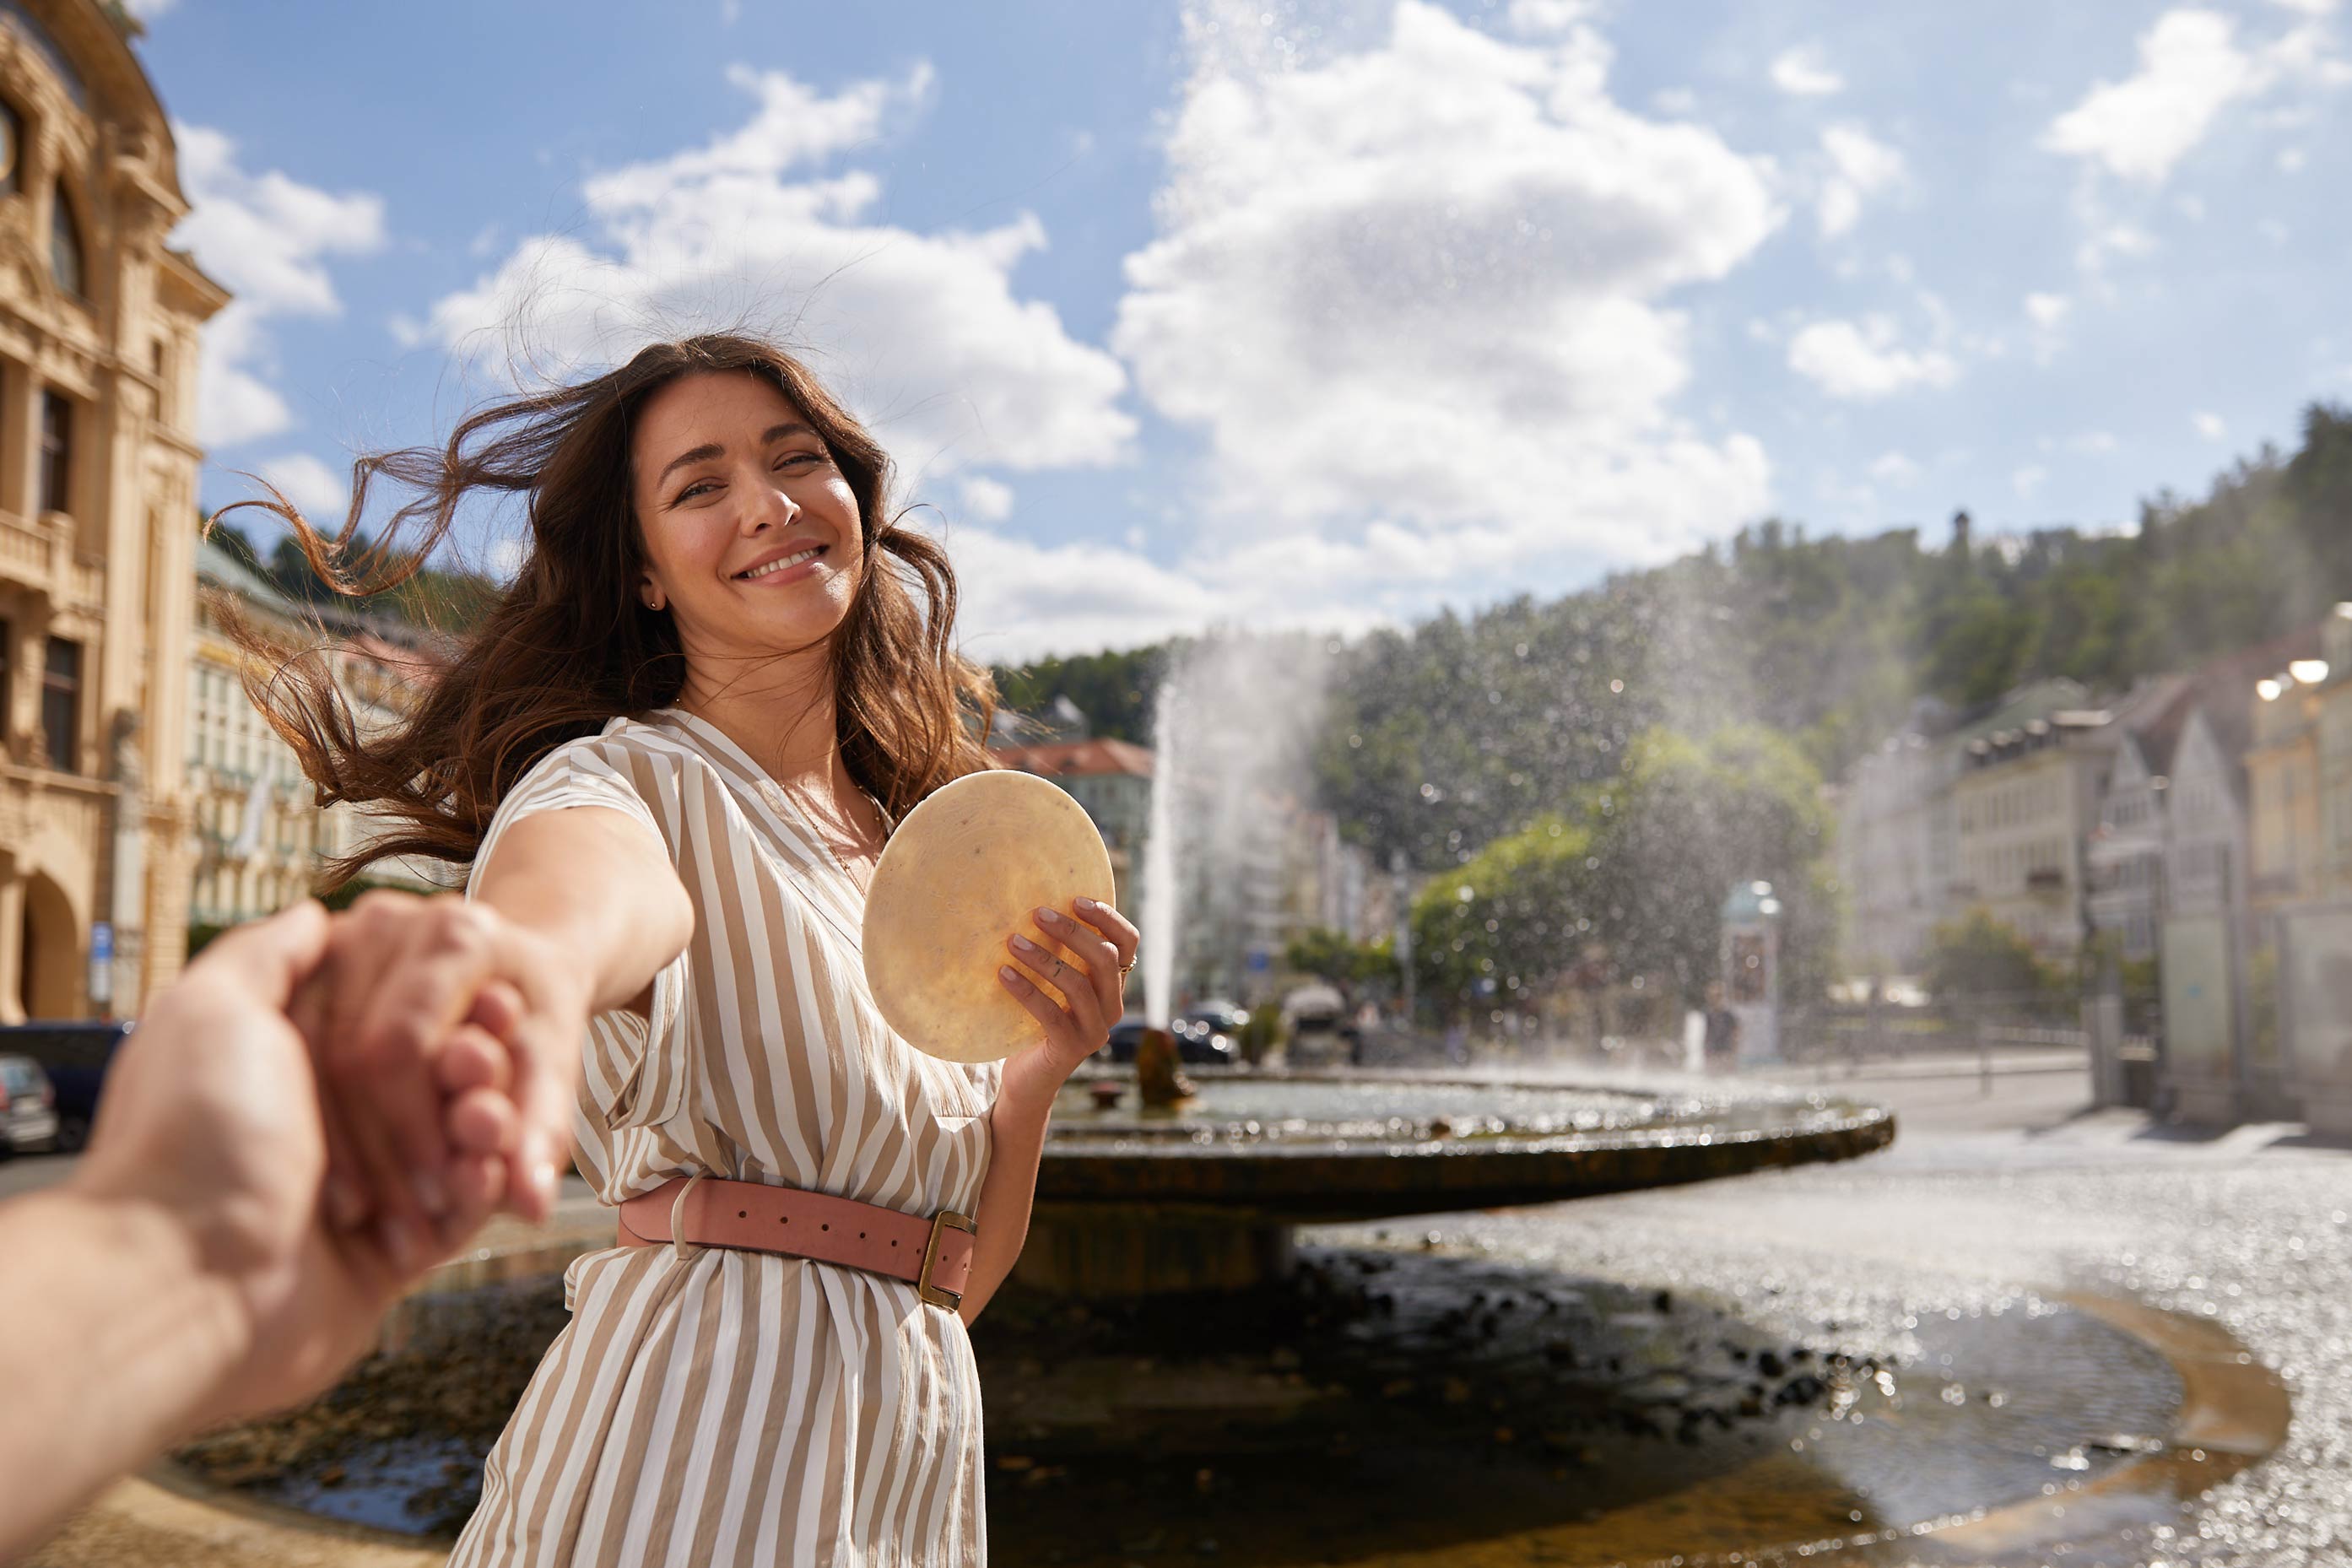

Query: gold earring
[647,590,664,612]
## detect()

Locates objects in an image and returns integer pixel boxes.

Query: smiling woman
[212,333,1143,1566]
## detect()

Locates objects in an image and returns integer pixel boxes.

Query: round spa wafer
[862,770,1118,1062]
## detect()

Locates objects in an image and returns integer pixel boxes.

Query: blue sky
[135,0,2352,662]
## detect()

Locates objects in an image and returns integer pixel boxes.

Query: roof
[2171,624,2325,792]
[989,738,1154,779]
[195,537,294,609]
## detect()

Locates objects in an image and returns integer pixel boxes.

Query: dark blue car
[0,1020,129,1153]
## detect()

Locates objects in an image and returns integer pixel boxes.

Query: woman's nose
[741,470,800,532]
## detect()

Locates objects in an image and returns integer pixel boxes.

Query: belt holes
[820,1223,830,1231]
[891,1239,899,1247]
[859,1231,867,1240]
[738,1209,748,1219]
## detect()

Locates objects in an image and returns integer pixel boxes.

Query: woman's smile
[733,541,830,586]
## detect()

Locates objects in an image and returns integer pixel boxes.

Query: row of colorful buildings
[1836,605,2352,1122]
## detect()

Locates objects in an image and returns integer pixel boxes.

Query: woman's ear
[639,570,666,614]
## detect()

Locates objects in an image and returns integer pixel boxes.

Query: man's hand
[70,902,507,1427]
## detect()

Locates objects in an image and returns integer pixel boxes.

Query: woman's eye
[776,451,825,471]
[677,479,718,502]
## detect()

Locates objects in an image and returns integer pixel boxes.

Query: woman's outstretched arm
[314,806,692,1235]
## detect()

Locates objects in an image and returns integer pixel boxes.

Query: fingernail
[1010,933,1041,954]
[999,965,1024,984]
[1075,897,1099,911]
[414,1167,449,1218]
[1034,906,1064,926]
[380,1214,419,1272]
[327,1176,366,1229]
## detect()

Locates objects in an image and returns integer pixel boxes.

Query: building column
[0,865,21,1025]
[4,360,40,523]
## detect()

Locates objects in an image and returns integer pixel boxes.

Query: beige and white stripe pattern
[446,708,998,1567]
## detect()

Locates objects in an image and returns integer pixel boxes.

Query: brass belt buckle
[918,1209,977,1310]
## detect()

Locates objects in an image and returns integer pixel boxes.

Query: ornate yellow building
[0,1,225,1019]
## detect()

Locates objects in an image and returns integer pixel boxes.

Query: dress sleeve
[467,731,694,1133]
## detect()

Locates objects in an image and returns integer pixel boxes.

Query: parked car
[0,1020,129,1153]
[1101,1016,1241,1067]
[0,1054,59,1158]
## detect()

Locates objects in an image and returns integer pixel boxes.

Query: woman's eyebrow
[656,442,723,488]
[655,424,818,489]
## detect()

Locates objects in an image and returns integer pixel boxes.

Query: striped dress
[446,707,998,1568]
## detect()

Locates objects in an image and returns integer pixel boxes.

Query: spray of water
[1140,674,1182,1025]
[1136,631,1331,1024]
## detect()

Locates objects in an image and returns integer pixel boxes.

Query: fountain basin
[1019,1073,1893,1294]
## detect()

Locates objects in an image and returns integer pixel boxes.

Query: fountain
[1015,1073,1892,1295]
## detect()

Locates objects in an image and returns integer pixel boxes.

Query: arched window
[0,100,20,197]
[49,183,83,298]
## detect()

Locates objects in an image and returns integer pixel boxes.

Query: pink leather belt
[617,1174,979,1311]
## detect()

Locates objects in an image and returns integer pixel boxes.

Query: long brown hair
[219,333,998,889]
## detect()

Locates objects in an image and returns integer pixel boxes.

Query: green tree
[1923,909,2064,1005]
[1408,814,1598,1017]
[1283,927,1399,990]
[1582,724,1838,1005]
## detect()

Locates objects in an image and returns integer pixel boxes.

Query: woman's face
[630,369,865,663]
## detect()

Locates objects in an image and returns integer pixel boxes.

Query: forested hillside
[1000,401,2352,874]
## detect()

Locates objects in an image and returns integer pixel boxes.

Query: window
[38,391,70,516]
[0,100,19,198]
[49,183,83,299]
[41,636,78,773]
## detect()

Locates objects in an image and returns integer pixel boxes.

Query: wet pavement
[1374,1059,2344,1566]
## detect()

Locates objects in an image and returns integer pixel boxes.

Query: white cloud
[2076,219,2158,274]
[2279,145,2310,170]
[2272,0,2338,14]
[1770,46,1843,97]
[958,475,1014,522]
[1786,317,1959,399]
[1817,122,1904,237]
[2013,464,2049,499]
[425,64,1133,479]
[1111,0,1781,602]
[1869,451,1922,486]
[256,452,349,522]
[1506,0,1592,33]
[2192,410,2226,438]
[2044,7,2349,185]
[123,0,175,17]
[170,123,387,448]
[2025,292,2072,327]
[2070,430,2120,454]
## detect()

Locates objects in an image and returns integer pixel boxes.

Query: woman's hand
[304,890,594,1246]
[996,895,1140,1091]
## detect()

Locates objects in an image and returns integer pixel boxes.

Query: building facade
[2319,606,2352,899]
[0,1,224,1019]
[1951,707,2117,960]
[2085,731,2167,963]
[187,540,451,941]
[2247,660,2325,922]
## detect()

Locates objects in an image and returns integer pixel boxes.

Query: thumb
[187,900,333,1010]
